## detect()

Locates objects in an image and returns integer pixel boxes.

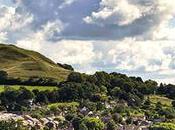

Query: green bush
[150,123,175,130]
[83,117,104,130]
[0,120,28,130]
[106,120,116,130]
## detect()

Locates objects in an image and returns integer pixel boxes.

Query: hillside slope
[0,44,70,81]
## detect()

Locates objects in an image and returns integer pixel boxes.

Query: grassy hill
[0,44,71,82]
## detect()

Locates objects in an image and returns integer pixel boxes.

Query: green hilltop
[0,44,71,82]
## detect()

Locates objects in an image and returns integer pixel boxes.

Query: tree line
[0,71,160,112]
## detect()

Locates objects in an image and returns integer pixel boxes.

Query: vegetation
[0,44,70,82]
[0,85,58,92]
[150,123,175,130]
[82,117,105,130]
[48,102,79,109]
[147,95,172,107]
[0,120,28,130]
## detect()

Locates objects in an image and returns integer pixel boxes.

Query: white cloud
[152,21,175,40]
[46,40,96,65]
[84,0,175,41]
[0,5,33,44]
[0,6,15,31]
[0,32,7,42]
[84,0,142,26]
[59,0,77,9]
[0,5,33,32]
[102,39,173,72]
[84,0,175,26]
[16,20,64,51]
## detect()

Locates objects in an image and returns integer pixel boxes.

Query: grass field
[147,95,172,107]
[0,85,58,92]
[48,102,79,109]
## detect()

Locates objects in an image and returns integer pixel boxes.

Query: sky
[0,0,175,83]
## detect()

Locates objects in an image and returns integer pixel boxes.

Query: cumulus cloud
[16,20,64,51]
[84,0,142,26]
[0,32,7,43]
[0,5,33,32]
[84,0,175,26]
[12,0,175,40]
[59,0,78,9]
[94,39,173,72]
[0,5,33,43]
[84,0,175,40]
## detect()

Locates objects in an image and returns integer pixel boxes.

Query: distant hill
[0,44,71,82]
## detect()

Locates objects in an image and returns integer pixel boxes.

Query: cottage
[79,107,89,115]
[102,115,111,123]
[153,118,165,123]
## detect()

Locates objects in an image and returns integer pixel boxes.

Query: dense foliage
[0,120,28,130]
[0,71,160,112]
[1,71,175,129]
[150,123,175,130]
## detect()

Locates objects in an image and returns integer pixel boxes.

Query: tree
[0,70,8,84]
[106,120,116,130]
[144,80,158,94]
[67,72,83,83]
[150,123,175,130]
[35,91,48,104]
[0,120,28,130]
[57,63,74,71]
[18,87,34,100]
[112,113,123,124]
[83,117,104,130]
[143,97,151,109]
[59,83,79,101]
[126,117,133,125]
[16,87,34,108]
[72,116,82,130]
[94,71,111,87]
[155,102,162,111]
[172,100,175,108]
[79,123,88,130]
[111,87,122,98]
[0,89,19,111]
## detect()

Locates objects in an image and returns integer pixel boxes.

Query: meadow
[0,85,58,92]
[147,95,172,107]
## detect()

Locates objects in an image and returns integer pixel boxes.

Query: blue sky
[0,0,175,83]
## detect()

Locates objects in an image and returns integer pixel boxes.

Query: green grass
[48,102,79,109]
[0,85,58,92]
[147,95,172,107]
[150,123,175,130]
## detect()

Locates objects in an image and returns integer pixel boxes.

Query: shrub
[106,120,116,130]
[150,123,175,130]
[83,117,104,130]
